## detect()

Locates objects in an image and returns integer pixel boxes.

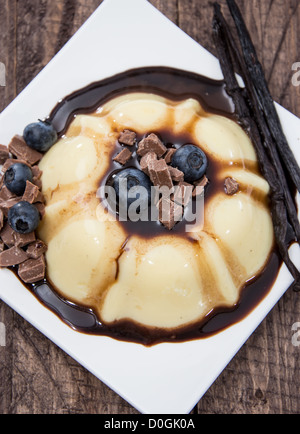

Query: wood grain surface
[0,0,299,415]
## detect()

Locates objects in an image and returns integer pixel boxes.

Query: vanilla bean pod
[213,4,300,245]
[226,0,300,193]
[212,3,300,291]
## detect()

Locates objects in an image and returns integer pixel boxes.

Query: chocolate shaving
[148,159,174,191]
[0,209,4,232]
[118,130,136,146]
[193,176,209,197]
[0,223,15,247]
[172,182,193,207]
[32,177,42,189]
[26,240,47,259]
[34,202,46,218]
[0,246,28,267]
[22,181,40,204]
[31,165,43,180]
[164,148,176,164]
[140,152,157,176]
[158,197,183,230]
[13,231,36,248]
[1,158,31,174]
[0,144,10,164]
[168,166,184,183]
[18,255,46,283]
[0,197,22,217]
[224,177,239,195]
[0,220,35,249]
[137,133,167,158]
[213,1,300,291]
[8,135,43,165]
[113,148,133,166]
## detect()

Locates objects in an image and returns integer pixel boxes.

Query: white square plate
[0,0,299,414]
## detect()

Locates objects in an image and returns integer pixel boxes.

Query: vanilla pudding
[38,90,274,331]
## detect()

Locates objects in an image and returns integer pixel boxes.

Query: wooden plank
[0,0,299,415]
[150,0,178,23]
[0,0,17,112]
[14,0,103,93]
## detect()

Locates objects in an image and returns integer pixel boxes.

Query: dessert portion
[0,0,298,345]
[37,92,274,330]
[1,61,292,344]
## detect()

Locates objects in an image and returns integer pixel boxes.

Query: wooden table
[0,0,299,414]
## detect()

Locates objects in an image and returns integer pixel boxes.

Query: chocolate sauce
[49,67,234,136]
[20,67,282,346]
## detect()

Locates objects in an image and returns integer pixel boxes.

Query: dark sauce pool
[15,67,283,346]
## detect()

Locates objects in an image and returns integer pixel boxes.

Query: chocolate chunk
[164,148,176,164]
[193,175,209,197]
[34,191,45,204]
[158,197,183,230]
[26,240,47,259]
[34,202,46,218]
[33,190,45,204]
[113,148,133,165]
[22,181,40,204]
[140,152,157,176]
[137,134,167,158]
[0,222,35,248]
[0,209,4,232]
[0,133,46,280]
[31,165,43,180]
[32,178,42,189]
[13,231,36,248]
[148,159,174,191]
[118,130,136,146]
[224,177,239,195]
[0,223,15,247]
[0,185,17,201]
[0,144,10,164]
[172,182,193,206]
[8,135,43,165]
[18,255,45,283]
[0,197,22,217]
[168,166,185,183]
[0,246,28,267]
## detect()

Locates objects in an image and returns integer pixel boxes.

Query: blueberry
[171,145,208,183]
[4,163,33,196]
[8,201,40,234]
[109,168,152,215]
[23,121,57,152]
